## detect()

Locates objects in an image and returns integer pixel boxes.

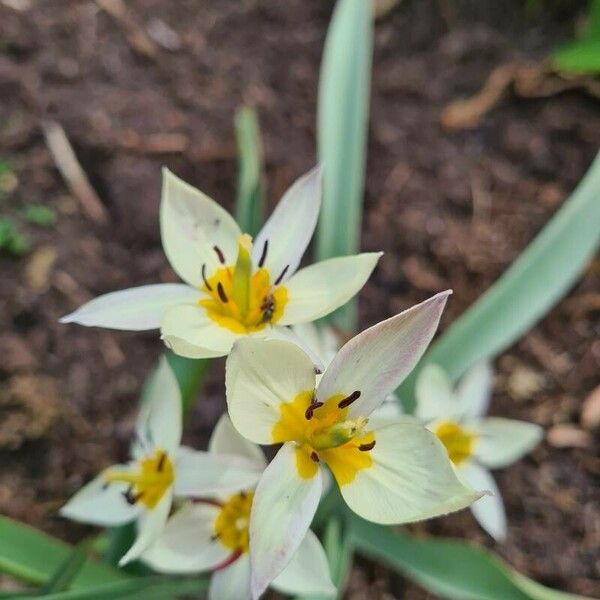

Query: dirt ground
[0,1,598,598]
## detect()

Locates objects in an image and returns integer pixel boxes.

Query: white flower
[60,358,263,565]
[415,362,544,541]
[141,415,336,600]
[60,167,381,359]
[226,291,483,598]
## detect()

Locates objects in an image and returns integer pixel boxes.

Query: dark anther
[213,245,226,264]
[258,239,269,268]
[211,532,221,542]
[314,367,323,375]
[201,264,213,291]
[305,400,324,420]
[310,451,320,462]
[359,440,376,452]
[274,265,289,285]
[123,487,143,505]
[157,452,166,472]
[239,491,247,499]
[338,390,361,409]
[217,282,228,303]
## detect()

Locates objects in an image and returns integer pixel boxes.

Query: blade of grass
[398,151,600,411]
[41,544,89,593]
[350,517,588,600]
[235,107,265,238]
[316,0,374,332]
[0,516,125,589]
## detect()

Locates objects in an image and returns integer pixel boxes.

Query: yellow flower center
[272,390,376,486]
[433,420,476,466]
[104,449,174,510]
[213,491,253,554]
[199,235,288,334]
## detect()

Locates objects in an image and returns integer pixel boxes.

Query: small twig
[42,120,109,224]
[96,0,160,61]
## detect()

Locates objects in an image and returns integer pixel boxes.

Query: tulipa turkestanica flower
[226,291,484,598]
[60,358,263,565]
[142,414,335,600]
[415,362,543,541]
[60,166,381,359]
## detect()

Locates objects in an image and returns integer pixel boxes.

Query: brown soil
[0,1,598,598]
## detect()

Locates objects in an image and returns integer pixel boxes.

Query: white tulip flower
[415,362,543,541]
[60,358,263,565]
[142,414,336,600]
[60,166,381,359]
[226,291,483,598]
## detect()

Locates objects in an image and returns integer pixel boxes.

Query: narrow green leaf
[21,576,208,600]
[350,517,588,600]
[0,516,125,588]
[398,151,600,411]
[235,106,265,237]
[316,0,374,332]
[41,544,89,593]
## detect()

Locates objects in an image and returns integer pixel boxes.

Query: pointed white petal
[142,503,229,573]
[119,488,173,566]
[59,468,142,527]
[209,554,252,600]
[226,338,316,445]
[278,253,382,326]
[265,326,325,373]
[160,168,241,287]
[414,363,458,422]
[136,356,181,454]
[271,529,336,597]
[474,417,543,469]
[209,414,267,469]
[174,447,263,497]
[60,284,198,331]
[252,166,322,281]
[334,421,481,525]
[318,291,452,418]
[460,462,506,541]
[161,303,241,359]
[249,443,323,599]
[457,362,494,419]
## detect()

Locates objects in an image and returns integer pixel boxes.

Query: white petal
[60,284,198,331]
[136,356,181,455]
[318,291,452,418]
[252,166,322,281]
[119,488,173,566]
[208,414,267,469]
[226,338,316,445]
[209,554,252,600]
[460,462,506,541]
[271,529,336,597]
[335,421,481,525]
[278,253,382,326]
[160,168,241,287]
[174,447,263,497]
[249,443,323,599]
[456,362,494,419]
[414,363,458,422]
[265,325,326,373]
[59,468,142,527]
[474,417,543,469]
[161,303,241,359]
[142,503,230,573]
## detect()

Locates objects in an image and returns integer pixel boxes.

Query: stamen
[201,264,213,291]
[122,488,144,505]
[217,282,228,303]
[338,390,361,409]
[157,452,166,472]
[359,440,376,452]
[213,245,226,264]
[274,265,289,286]
[211,532,221,542]
[310,451,320,462]
[191,497,224,508]
[258,239,268,268]
[305,400,324,420]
